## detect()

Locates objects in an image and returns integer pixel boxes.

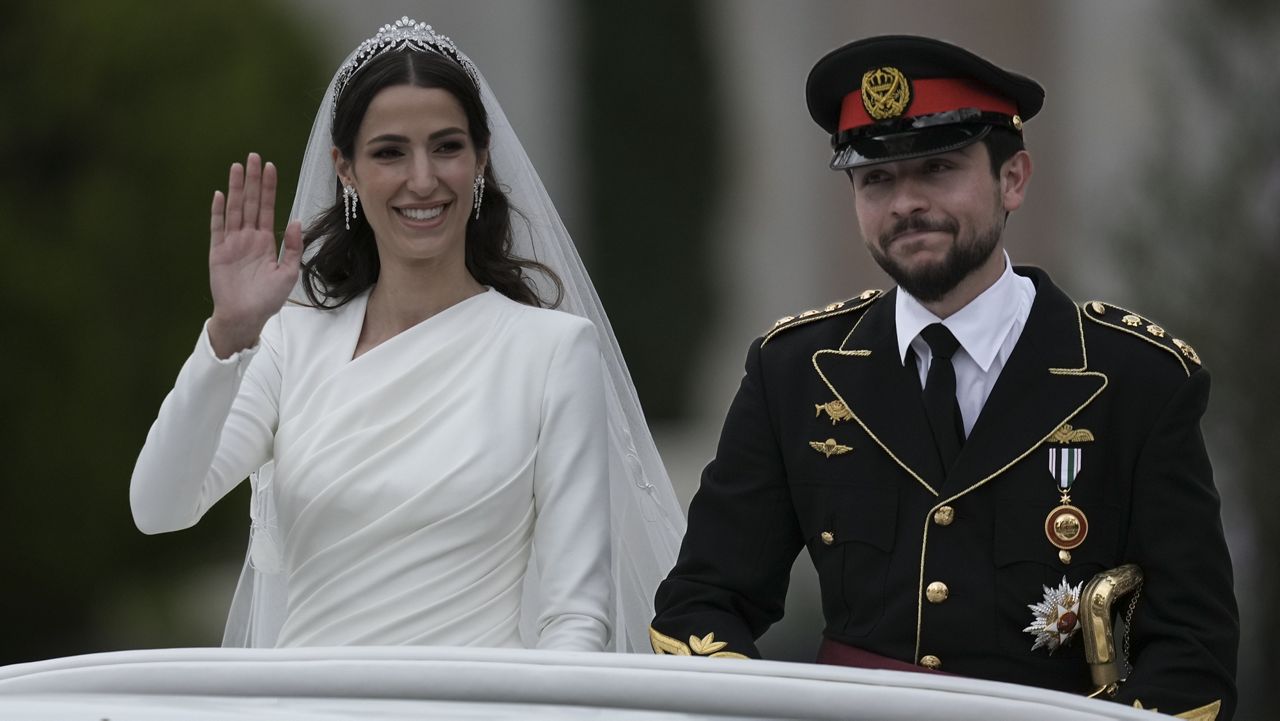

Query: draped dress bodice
[130,289,611,650]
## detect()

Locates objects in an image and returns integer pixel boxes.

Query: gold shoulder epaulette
[762,288,883,346]
[1082,300,1201,375]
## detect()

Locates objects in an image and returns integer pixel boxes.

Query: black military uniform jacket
[652,267,1238,719]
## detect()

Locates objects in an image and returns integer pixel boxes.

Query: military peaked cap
[806,35,1045,169]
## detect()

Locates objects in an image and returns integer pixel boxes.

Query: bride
[129,17,683,652]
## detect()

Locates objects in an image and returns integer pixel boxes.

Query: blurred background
[1,0,1274,715]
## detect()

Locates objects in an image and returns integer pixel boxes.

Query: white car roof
[0,646,1162,720]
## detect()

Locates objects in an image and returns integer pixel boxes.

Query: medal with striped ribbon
[1045,436,1091,561]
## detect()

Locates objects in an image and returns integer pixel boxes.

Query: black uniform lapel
[943,268,1108,496]
[812,290,946,497]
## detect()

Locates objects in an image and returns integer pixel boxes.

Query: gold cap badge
[861,67,911,120]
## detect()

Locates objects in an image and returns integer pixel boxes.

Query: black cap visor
[830,117,1004,171]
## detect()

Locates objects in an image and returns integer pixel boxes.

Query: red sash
[816,638,952,675]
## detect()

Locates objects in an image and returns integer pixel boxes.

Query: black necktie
[920,323,964,469]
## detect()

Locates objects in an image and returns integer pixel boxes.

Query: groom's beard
[867,214,1002,303]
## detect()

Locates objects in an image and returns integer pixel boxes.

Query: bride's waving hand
[208,152,302,359]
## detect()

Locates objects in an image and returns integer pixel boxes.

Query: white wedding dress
[130,288,611,650]
[131,17,685,653]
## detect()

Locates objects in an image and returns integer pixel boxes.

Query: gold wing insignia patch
[1083,301,1202,375]
[815,400,854,424]
[1049,423,1095,444]
[810,438,852,458]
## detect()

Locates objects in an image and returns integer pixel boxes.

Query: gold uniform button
[919,654,942,670]
[925,581,949,603]
[820,531,835,546]
[933,506,955,526]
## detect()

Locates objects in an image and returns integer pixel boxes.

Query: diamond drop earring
[472,175,485,219]
[343,184,360,230]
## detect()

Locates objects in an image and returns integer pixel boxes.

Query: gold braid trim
[1132,698,1220,720]
[648,627,749,659]
[649,626,690,655]
[1174,699,1222,721]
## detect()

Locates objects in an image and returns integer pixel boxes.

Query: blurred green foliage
[0,0,325,660]
[576,0,721,421]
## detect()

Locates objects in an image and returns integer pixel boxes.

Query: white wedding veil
[221,18,685,653]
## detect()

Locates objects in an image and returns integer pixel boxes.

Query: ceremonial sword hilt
[1081,563,1144,698]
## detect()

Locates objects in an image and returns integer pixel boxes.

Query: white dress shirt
[895,254,1036,437]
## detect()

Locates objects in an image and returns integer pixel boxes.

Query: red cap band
[839,77,1017,132]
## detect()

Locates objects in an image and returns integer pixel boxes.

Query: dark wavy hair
[300,49,562,308]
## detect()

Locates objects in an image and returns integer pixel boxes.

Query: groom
[650,34,1237,720]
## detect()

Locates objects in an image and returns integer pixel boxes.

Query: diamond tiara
[332,17,481,112]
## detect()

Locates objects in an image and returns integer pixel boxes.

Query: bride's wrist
[208,313,263,359]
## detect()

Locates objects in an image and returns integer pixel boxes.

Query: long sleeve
[651,337,803,658]
[1113,369,1239,719]
[129,317,281,535]
[530,319,612,650]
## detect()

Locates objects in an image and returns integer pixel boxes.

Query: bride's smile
[335,84,485,268]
